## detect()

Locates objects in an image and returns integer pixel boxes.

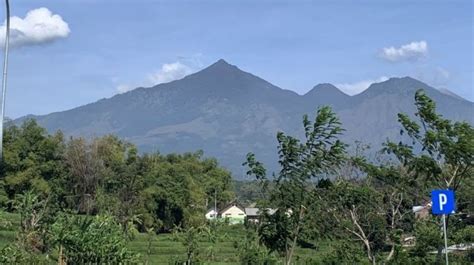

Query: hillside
[16,60,474,177]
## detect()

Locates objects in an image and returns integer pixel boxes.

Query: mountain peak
[303,83,349,107]
[305,83,348,97]
[386,76,435,89]
[358,76,432,98]
[385,76,424,85]
[312,83,342,92]
[178,58,248,85]
[215,58,230,65]
[204,59,238,71]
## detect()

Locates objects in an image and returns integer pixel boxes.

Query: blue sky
[3,0,473,118]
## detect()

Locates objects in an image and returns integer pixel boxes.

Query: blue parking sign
[431,190,455,215]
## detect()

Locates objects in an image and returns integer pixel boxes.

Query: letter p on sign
[439,194,447,210]
[431,190,455,215]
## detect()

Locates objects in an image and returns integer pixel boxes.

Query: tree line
[0,120,234,262]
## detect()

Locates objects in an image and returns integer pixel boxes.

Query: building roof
[206,209,218,214]
[245,208,259,216]
[266,208,277,215]
[219,203,245,214]
[245,207,277,216]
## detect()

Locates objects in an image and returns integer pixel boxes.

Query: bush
[235,229,278,265]
[51,214,139,264]
[319,241,367,265]
[0,244,49,264]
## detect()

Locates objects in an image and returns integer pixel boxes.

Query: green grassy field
[0,211,20,250]
[129,233,240,264]
[0,212,330,264]
[127,224,332,264]
[127,234,331,265]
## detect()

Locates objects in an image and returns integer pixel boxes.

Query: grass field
[0,211,20,250]
[0,212,331,264]
[128,232,331,264]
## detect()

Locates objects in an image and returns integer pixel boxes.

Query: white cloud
[0,7,70,48]
[147,62,193,85]
[116,84,133,94]
[380,41,428,62]
[336,76,389,95]
[116,61,196,93]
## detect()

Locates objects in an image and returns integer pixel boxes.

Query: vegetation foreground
[0,90,472,264]
[0,212,333,264]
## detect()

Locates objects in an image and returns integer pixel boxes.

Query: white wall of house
[205,209,218,220]
[220,205,246,223]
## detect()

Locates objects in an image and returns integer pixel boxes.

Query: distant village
[205,203,276,224]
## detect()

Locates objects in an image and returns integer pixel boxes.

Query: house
[402,236,416,247]
[245,208,277,223]
[205,209,218,220]
[245,207,259,223]
[412,202,432,219]
[219,203,246,224]
[204,203,276,225]
[428,243,474,254]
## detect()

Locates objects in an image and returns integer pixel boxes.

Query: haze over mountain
[16,60,474,177]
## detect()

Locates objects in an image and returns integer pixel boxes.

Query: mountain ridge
[15,60,474,177]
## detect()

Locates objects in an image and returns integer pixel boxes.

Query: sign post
[431,190,455,265]
[442,214,448,264]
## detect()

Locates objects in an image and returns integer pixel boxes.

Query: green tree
[94,136,144,234]
[326,181,386,264]
[386,89,473,196]
[60,137,102,214]
[385,89,474,261]
[50,214,138,264]
[245,106,346,264]
[139,151,233,231]
[1,120,65,201]
[171,224,207,264]
[235,228,278,265]
[12,190,55,253]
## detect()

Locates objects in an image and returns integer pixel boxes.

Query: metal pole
[443,214,449,265]
[214,189,217,220]
[0,0,10,161]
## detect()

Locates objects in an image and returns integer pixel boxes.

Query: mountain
[338,77,473,149]
[438,88,466,101]
[16,60,474,177]
[303,83,350,109]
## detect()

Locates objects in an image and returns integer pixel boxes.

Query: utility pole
[0,0,10,161]
[214,189,217,220]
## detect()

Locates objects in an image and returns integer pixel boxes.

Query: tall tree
[385,89,474,261]
[61,137,102,214]
[1,120,65,201]
[385,89,473,196]
[245,106,346,264]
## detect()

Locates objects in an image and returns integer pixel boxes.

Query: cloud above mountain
[380,41,428,62]
[336,76,388,95]
[116,61,197,93]
[147,62,193,85]
[0,7,70,48]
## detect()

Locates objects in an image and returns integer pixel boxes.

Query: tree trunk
[58,244,66,265]
[286,233,299,265]
[386,244,395,261]
[362,239,375,265]
[286,206,305,265]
